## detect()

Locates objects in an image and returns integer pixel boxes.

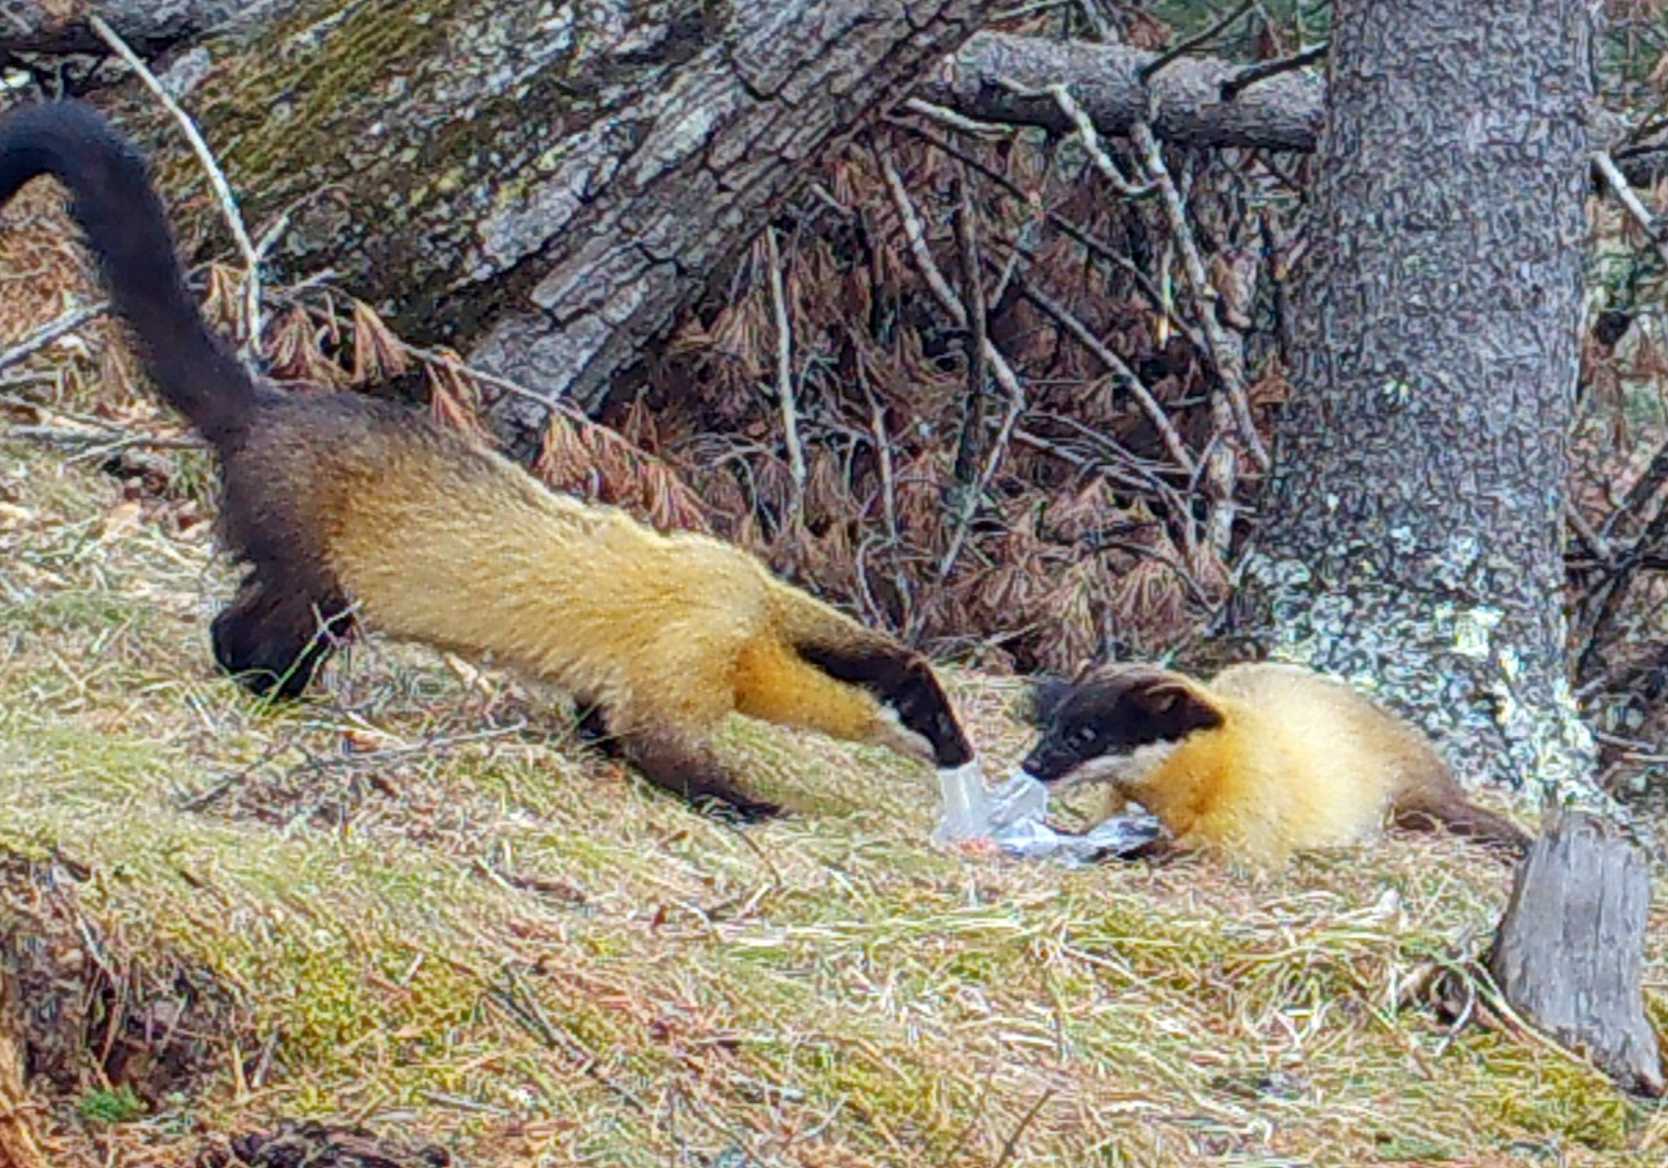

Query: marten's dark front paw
[1121,836,1183,865]
[699,792,783,824]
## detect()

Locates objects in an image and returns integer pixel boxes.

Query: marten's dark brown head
[799,643,973,767]
[1021,663,1223,788]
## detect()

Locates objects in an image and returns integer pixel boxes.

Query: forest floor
[3,421,1668,1168]
[2,168,1666,1167]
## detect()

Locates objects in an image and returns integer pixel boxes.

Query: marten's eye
[1071,725,1099,749]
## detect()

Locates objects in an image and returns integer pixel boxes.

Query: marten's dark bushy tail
[1394,787,1532,856]
[0,100,255,447]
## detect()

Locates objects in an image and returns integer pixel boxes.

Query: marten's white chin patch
[1050,740,1180,791]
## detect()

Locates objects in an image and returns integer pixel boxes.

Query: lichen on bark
[126,0,708,311]
[1226,0,1602,804]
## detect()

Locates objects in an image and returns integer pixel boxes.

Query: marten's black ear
[1022,674,1075,727]
[1125,679,1224,739]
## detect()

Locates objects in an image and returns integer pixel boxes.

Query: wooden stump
[0,968,48,1168]
[1488,808,1664,1095]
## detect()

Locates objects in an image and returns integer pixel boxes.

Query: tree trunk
[1224,0,1598,798]
[93,0,993,456]
[1488,809,1663,1097]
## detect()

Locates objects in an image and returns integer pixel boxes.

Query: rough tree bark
[1223,0,1598,799]
[0,0,273,55]
[918,32,1649,184]
[918,30,1324,152]
[84,0,994,455]
[1489,809,1663,1096]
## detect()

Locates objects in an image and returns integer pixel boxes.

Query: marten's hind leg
[571,698,621,756]
[210,570,354,699]
[1389,761,1531,856]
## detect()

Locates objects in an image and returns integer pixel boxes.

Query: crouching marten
[1021,660,1529,868]
[0,100,974,818]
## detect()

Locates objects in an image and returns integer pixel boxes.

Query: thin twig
[991,1088,1056,1168]
[1008,270,1195,475]
[1623,90,1668,147]
[1565,500,1617,570]
[88,14,264,351]
[899,97,1008,138]
[1600,438,1668,546]
[878,157,1026,591]
[997,78,1154,197]
[1129,120,1271,471]
[879,159,1024,405]
[762,227,806,506]
[1579,486,1668,683]
[0,301,108,374]
[857,365,917,630]
[1573,440,1668,671]
[289,721,529,778]
[951,171,991,489]
[1089,534,1215,608]
[1138,0,1254,82]
[488,963,651,1113]
[3,423,204,454]
[1203,385,1239,552]
[992,0,1075,21]
[883,158,964,322]
[940,373,1024,591]
[889,117,1200,348]
[282,292,571,418]
[1592,150,1668,270]
[1219,41,1330,100]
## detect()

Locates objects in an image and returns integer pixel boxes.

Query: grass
[2,182,1665,1165]
[4,431,1668,1168]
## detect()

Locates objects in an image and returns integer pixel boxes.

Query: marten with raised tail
[1021,660,1529,868]
[0,100,974,819]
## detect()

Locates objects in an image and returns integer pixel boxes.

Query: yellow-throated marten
[0,100,974,819]
[1021,660,1529,867]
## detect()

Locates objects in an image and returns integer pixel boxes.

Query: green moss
[139,0,737,318]
[78,1085,148,1124]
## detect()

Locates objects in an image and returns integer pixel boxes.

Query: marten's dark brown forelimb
[209,572,355,699]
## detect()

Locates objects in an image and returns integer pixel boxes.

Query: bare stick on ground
[1488,808,1665,1096]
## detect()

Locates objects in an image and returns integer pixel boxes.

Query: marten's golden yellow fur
[1022,660,1529,867]
[1,100,973,819]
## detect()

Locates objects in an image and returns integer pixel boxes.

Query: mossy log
[86,0,993,454]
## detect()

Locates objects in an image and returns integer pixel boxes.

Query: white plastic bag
[932,762,1162,867]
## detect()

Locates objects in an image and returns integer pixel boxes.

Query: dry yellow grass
[1,405,1666,1168]
[3,181,1667,1168]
